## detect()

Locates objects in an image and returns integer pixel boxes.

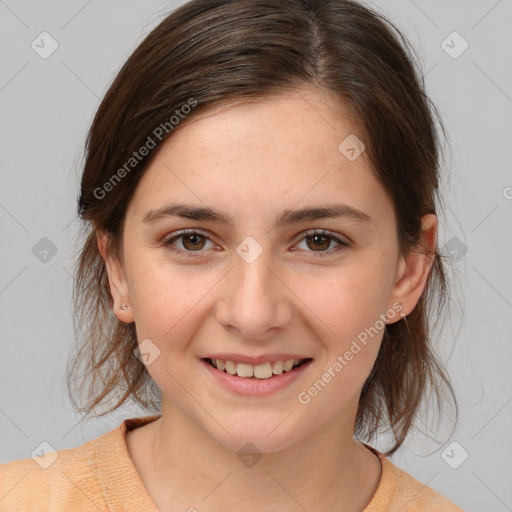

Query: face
[99,85,436,453]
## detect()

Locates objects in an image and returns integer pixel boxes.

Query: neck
[131,400,381,511]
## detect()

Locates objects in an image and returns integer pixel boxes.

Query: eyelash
[163,229,349,258]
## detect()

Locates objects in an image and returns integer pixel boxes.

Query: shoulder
[361,443,465,512]
[373,456,466,511]
[0,429,119,512]
[0,456,52,510]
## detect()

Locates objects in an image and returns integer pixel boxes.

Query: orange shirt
[0,415,465,511]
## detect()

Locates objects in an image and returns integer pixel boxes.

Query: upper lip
[202,353,312,365]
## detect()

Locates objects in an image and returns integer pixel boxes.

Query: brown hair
[67,0,459,456]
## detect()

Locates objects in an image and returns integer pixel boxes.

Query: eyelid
[163,228,218,254]
[292,229,349,257]
[297,229,350,246]
[163,228,350,258]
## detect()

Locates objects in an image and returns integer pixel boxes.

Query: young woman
[0,0,465,510]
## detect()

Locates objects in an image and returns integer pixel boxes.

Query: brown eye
[305,233,331,251]
[294,230,349,258]
[181,233,207,251]
[164,229,349,259]
[164,230,215,257]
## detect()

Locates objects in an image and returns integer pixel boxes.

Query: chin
[208,415,303,455]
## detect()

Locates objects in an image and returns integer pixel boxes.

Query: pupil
[184,233,204,250]
[310,234,329,250]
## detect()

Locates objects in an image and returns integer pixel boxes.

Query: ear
[97,231,134,323]
[387,214,437,323]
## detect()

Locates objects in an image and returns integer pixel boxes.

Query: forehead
[127,87,393,228]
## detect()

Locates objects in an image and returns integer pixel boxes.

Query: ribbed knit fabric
[0,415,465,511]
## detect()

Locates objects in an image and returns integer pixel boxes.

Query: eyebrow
[142,202,372,228]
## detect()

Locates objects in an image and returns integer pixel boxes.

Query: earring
[120,304,128,310]
[400,312,409,324]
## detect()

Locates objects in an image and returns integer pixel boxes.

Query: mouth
[202,357,313,380]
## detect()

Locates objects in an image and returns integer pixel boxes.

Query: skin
[98,84,437,511]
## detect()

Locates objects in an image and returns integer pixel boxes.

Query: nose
[215,245,292,341]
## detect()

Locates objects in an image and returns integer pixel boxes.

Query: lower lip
[200,358,313,396]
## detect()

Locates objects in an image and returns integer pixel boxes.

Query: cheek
[290,259,392,377]
[127,256,220,346]
[292,279,386,408]
[127,262,213,392]
[295,261,391,334]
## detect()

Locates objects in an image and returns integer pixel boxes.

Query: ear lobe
[96,231,134,323]
[388,214,437,319]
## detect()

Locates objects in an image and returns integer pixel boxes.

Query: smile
[207,357,310,379]
[200,357,313,396]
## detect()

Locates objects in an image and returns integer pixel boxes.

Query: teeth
[283,360,294,372]
[272,360,284,374]
[236,363,253,378]
[225,360,237,375]
[254,362,272,379]
[209,358,304,379]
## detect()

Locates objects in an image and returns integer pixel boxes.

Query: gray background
[1,1,511,510]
